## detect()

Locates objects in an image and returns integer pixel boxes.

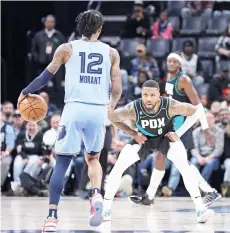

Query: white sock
[146,169,165,200]
[104,144,140,210]
[167,141,205,211]
[190,164,214,193]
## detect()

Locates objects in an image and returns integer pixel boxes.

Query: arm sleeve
[22,69,54,95]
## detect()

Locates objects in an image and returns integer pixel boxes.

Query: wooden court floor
[1,197,230,233]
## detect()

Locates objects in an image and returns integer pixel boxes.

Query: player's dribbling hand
[133,132,147,145]
[165,132,179,142]
[204,129,216,145]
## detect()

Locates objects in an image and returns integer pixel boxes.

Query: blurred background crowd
[1,0,230,199]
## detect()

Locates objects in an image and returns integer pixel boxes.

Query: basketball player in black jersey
[129,53,221,207]
[103,80,214,224]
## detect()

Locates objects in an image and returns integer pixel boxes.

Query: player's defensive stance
[18,10,122,231]
[103,80,214,224]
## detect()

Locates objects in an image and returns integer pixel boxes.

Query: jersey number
[158,128,162,135]
[79,52,103,74]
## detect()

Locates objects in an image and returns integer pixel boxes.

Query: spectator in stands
[32,15,65,107]
[1,112,15,187]
[210,101,221,123]
[222,118,230,197]
[1,101,14,123]
[208,65,230,102]
[191,111,224,182]
[12,110,26,137]
[13,121,43,182]
[217,108,230,130]
[215,24,230,62]
[130,44,159,80]
[181,1,214,20]
[121,2,151,38]
[181,40,204,95]
[127,70,150,102]
[152,11,173,40]
[213,1,230,18]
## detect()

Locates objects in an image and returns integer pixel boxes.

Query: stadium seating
[180,17,204,36]
[206,16,229,35]
[167,1,185,16]
[200,59,214,81]
[168,16,180,33]
[119,39,145,57]
[198,37,219,59]
[146,39,170,59]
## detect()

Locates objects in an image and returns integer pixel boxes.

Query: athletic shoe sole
[204,194,222,207]
[89,200,103,227]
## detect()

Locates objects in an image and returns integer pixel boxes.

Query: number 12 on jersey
[79,52,103,75]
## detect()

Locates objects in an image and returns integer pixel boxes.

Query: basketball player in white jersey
[18,10,122,231]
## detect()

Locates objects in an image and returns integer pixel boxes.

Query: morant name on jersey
[79,75,101,84]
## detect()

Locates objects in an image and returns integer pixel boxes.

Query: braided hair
[76,10,103,39]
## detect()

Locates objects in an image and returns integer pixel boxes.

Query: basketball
[18,94,48,122]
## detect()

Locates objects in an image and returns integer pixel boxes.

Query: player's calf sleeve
[49,154,72,205]
[167,141,203,208]
[104,144,140,201]
[146,168,165,200]
[190,164,214,193]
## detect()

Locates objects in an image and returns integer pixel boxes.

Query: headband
[167,53,182,64]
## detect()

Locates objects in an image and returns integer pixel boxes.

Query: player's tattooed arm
[47,43,72,74]
[109,48,122,109]
[109,102,137,137]
[168,98,198,117]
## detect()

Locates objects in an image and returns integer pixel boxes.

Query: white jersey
[64,39,111,105]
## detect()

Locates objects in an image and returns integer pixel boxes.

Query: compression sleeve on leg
[176,104,208,138]
[22,69,54,95]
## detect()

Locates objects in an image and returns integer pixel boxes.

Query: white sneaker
[196,208,214,223]
[89,193,103,227]
[103,208,112,222]
[42,216,58,232]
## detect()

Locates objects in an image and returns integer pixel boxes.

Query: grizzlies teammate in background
[129,52,221,207]
[17,10,122,231]
[103,80,214,224]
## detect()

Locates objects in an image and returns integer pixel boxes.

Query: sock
[146,169,165,200]
[103,199,113,211]
[190,164,214,193]
[168,141,205,211]
[93,188,101,195]
[49,154,72,205]
[48,209,58,218]
[194,196,206,211]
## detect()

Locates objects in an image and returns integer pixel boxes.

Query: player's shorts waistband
[65,101,108,106]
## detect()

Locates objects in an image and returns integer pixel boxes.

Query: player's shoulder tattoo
[47,43,72,74]
[124,102,136,120]
[110,47,120,64]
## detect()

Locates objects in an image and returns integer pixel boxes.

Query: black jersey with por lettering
[134,96,173,137]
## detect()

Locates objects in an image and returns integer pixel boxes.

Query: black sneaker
[203,189,222,207]
[128,193,154,206]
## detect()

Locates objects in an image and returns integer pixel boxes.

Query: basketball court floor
[1,197,230,233]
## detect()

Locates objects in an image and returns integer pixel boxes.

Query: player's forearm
[196,103,209,130]
[110,85,122,108]
[112,121,136,137]
[22,69,54,95]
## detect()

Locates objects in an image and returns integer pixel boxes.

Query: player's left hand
[165,132,179,142]
[17,92,27,109]
[204,129,216,145]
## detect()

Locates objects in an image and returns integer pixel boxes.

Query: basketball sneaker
[196,208,214,223]
[203,189,222,207]
[89,193,103,227]
[42,216,58,232]
[128,193,154,206]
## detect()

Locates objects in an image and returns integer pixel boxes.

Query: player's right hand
[133,132,147,145]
